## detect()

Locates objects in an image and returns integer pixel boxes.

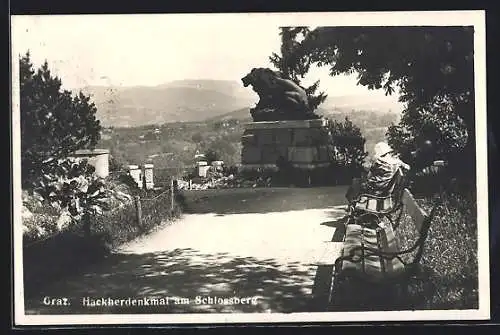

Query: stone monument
[240,68,332,172]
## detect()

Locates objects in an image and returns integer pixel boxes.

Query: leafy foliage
[109,154,124,173]
[387,97,469,168]
[34,158,125,219]
[204,149,220,165]
[23,156,134,241]
[20,51,101,190]
[22,190,62,241]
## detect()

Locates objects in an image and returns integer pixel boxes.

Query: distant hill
[158,79,253,98]
[82,78,403,127]
[81,80,256,127]
[207,107,252,122]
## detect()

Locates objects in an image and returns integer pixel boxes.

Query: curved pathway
[25,187,348,314]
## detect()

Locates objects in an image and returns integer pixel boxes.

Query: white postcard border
[11,10,489,325]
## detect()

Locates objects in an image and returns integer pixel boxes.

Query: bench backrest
[354,169,408,212]
[375,167,408,198]
[400,188,429,233]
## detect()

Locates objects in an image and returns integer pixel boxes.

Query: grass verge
[396,190,478,309]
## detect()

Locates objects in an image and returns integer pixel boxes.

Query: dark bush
[23,225,108,296]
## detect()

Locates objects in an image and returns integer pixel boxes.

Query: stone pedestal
[240,118,333,171]
[143,164,154,190]
[71,149,110,178]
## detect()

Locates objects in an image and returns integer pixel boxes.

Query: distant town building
[70,149,110,178]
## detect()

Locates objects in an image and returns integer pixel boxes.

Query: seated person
[346,142,410,204]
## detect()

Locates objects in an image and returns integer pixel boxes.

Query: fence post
[134,195,143,228]
[170,178,175,213]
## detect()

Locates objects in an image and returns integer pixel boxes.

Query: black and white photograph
[11,11,489,325]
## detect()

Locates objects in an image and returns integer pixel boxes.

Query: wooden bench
[327,187,440,310]
[347,168,408,227]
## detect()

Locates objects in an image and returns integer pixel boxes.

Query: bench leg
[327,271,345,311]
[311,264,335,311]
[326,260,350,311]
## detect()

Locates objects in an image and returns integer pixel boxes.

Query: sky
[11,14,398,101]
[11,12,482,102]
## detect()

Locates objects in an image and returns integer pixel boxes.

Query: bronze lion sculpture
[241,68,320,122]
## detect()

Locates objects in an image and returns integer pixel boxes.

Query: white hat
[373,142,393,159]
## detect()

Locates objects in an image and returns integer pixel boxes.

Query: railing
[93,179,178,247]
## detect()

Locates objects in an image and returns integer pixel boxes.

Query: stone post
[197,161,208,177]
[143,163,154,190]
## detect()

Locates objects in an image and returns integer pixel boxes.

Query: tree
[191,132,203,143]
[283,27,475,177]
[386,97,468,170]
[109,154,124,173]
[269,27,327,111]
[327,117,368,173]
[20,51,102,190]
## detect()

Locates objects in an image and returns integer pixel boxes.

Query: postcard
[11,10,489,325]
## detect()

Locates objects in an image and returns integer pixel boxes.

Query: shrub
[109,155,124,173]
[236,168,275,187]
[23,185,183,293]
[22,200,60,243]
[93,188,181,250]
[92,199,138,249]
[24,157,133,242]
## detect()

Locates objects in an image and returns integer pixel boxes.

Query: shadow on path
[182,187,348,215]
[321,218,347,242]
[25,248,317,315]
[310,217,347,310]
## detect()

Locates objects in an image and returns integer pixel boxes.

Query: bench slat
[356,196,394,212]
[340,224,405,281]
[401,188,428,232]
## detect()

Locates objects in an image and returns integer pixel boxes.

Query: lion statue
[241,68,320,122]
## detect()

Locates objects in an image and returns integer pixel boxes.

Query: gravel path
[25,187,348,314]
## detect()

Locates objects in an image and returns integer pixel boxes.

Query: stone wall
[70,149,110,178]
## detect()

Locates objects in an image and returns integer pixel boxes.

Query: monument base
[240,118,333,171]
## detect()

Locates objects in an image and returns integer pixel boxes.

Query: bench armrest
[355,193,394,201]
